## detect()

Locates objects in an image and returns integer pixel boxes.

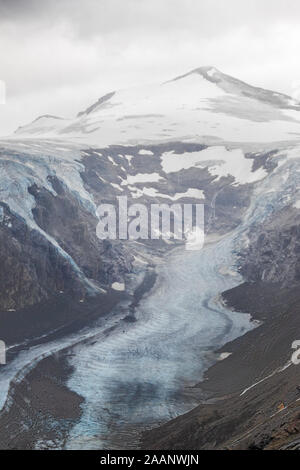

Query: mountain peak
[173,65,300,110]
[170,65,220,83]
[192,65,220,76]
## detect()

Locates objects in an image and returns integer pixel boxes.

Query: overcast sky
[1,0,300,136]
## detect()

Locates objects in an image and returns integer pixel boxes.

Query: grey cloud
[2,0,300,38]
[0,0,300,136]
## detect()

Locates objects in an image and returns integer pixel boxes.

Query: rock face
[0,175,133,312]
[238,208,300,286]
[0,202,80,311]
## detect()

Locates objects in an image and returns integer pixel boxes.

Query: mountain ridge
[13,66,300,145]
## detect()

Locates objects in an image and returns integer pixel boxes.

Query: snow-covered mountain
[14,66,300,145]
[1,66,300,326]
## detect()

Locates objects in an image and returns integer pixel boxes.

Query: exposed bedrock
[0,202,80,311]
[238,207,300,286]
[29,176,133,285]
[0,177,132,313]
[80,142,254,236]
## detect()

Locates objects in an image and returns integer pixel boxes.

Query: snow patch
[207,67,218,77]
[111,282,125,291]
[128,186,204,200]
[111,183,124,192]
[293,200,300,209]
[161,146,267,185]
[108,156,118,166]
[218,352,232,361]
[121,173,164,186]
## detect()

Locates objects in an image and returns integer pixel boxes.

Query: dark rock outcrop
[238,207,300,286]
